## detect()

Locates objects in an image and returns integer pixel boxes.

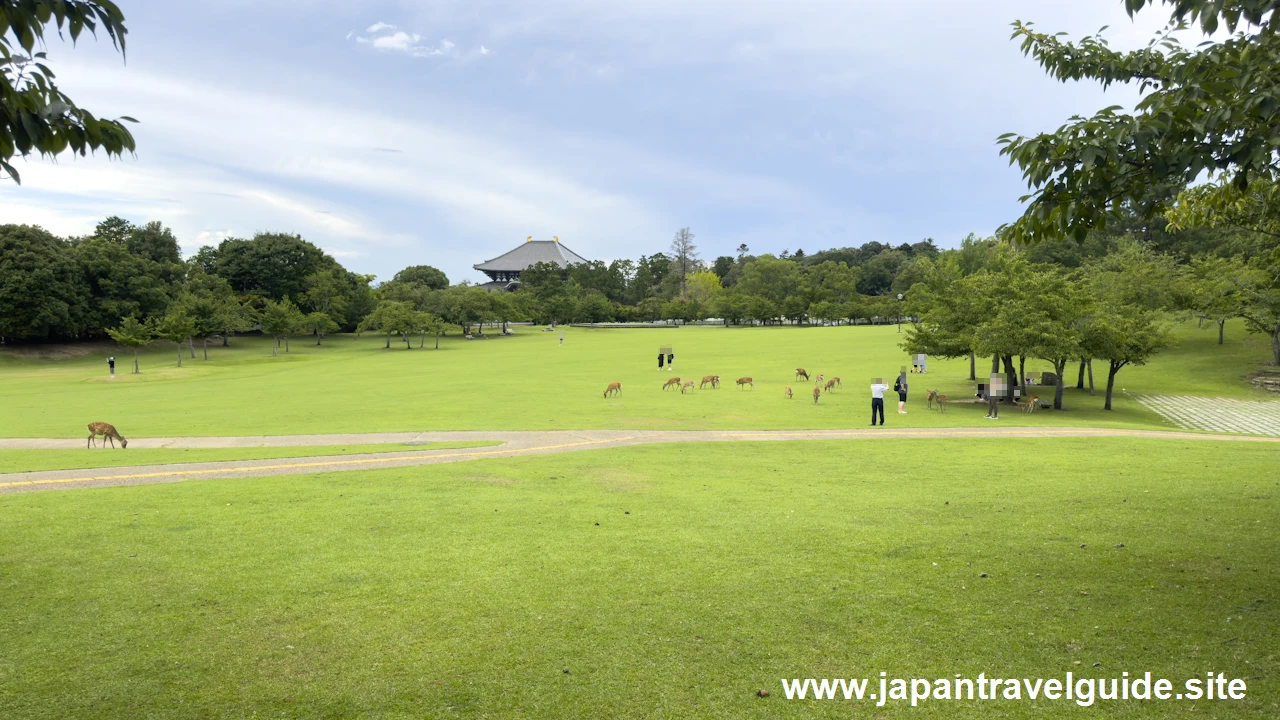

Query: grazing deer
[824,378,837,392]
[795,368,809,381]
[663,377,681,391]
[831,377,842,388]
[87,422,128,449]
[681,380,696,394]
[700,375,718,389]
[736,376,753,390]
[784,386,793,399]
[812,385,821,404]
[926,390,947,413]
[1023,395,1040,413]
[603,382,622,398]
[814,373,824,386]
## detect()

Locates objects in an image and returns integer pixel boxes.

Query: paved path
[1,427,1277,495]
[1133,394,1280,437]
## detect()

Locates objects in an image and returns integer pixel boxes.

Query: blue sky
[1,1,1187,285]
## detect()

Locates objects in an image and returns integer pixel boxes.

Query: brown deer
[812,385,821,404]
[736,376,753,390]
[831,376,842,388]
[824,378,837,392]
[663,377,681,391]
[700,375,718,389]
[795,368,809,381]
[926,390,947,413]
[603,382,622,398]
[784,386,793,399]
[814,373,824,386]
[87,422,128,449]
[1023,395,1040,413]
[681,380,696,394]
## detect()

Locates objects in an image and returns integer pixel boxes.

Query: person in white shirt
[870,378,889,426]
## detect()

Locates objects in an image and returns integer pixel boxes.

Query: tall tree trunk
[285,336,290,352]
[968,352,975,381]
[272,338,278,357]
[1001,355,1016,400]
[133,350,139,374]
[1053,359,1067,410]
[177,347,183,366]
[420,333,425,348]
[189,338,196,358]
[317,333,322,346]
[1271,329,1280,365]
[1104,361,1123,410]
[223,333,230,347]
[385,332,391,349]
[1087,359,1095,396]
[1197,315,1204,328]
[991,353,1000,374]
[203,338,208,360]
[1077,359,1086,389]
[1218,319,1226,345]
[1018,355,1026,393]
[435,333,440,349]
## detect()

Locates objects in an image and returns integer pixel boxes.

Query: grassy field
[0,438,1274,718]
[0,320,1272,438]
[0,441,501,474]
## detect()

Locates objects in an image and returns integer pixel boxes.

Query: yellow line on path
[0,437,639,490]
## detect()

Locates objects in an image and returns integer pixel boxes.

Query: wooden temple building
[473,236,590,291]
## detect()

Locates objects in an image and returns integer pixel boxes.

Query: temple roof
[474,239,589,272]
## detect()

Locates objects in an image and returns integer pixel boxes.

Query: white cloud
[367,22,396,33]
[372,31,422,52]
[479,45,490,55]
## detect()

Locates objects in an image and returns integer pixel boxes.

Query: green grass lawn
[0,439,1275,718]
[0,320,1273,438]
[0,441,501,474]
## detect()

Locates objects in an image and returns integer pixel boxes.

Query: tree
[155,309,195,367]
[1083,303,1171,410]
[302,269,350,322]
[1186,255,1251,344]
[0,224,88,341]
[213,233,335,300]
[260,298,303,356]
[300,311,339,345]
[1,1,137,184]
[393,265,449,290]
[999,1,1280,245]
[669,228,699,298]
[105,316,152,373]
[711,255,734,279]
[358,301,416,349]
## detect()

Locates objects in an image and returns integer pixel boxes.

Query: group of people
[868,372,910,426]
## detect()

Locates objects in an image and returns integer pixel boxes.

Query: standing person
[667,350,674,370]
[984,373,1002,420]
[658,350,665,370]
[108,356,115,376]
[894,372,908,414]
[558,330,564,346]
[870,377,889,426]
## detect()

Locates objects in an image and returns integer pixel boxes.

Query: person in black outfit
[108,356,115,376]
[658,352,664,370]
[667,352,674,369]
[895,372,908,414]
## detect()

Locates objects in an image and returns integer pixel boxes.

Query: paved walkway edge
[1,427,1275,494]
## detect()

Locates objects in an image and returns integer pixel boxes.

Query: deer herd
[602,363,956,415]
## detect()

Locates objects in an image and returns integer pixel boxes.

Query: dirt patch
[459,472,520,486]
[590,468,653,493]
